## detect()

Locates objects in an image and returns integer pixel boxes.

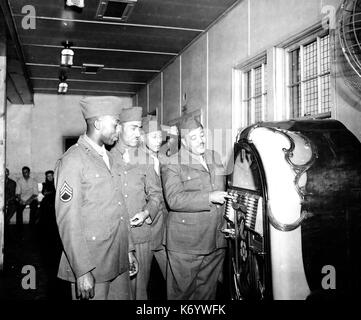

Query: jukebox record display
[225,120,361,300]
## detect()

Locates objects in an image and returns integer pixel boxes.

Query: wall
[6,93,133,183]
[134,0,361,165]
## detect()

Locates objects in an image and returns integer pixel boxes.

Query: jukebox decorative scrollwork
[264,127,318,232]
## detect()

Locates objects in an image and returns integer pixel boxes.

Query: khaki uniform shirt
[55,135,133,283]
[110,143,163,245]
[161,148,227,255]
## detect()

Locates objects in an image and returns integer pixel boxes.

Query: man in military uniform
[110,107,162,300]
[55,96,138,300]
[141,117,172,279]
[161,117,228,300]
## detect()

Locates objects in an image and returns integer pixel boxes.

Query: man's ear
[93,118,102,130]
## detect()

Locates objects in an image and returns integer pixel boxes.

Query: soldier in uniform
[110,107,163,300]
[55,96,138,300]
[140,117,172,279]
[161,116,228,300]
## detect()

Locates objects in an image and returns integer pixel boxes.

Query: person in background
[16,166,39,228]
[55,96,138,300]
[38,170,63,298]
[4,168,17,224]
[161,116,228,300]
[110,107,162,300]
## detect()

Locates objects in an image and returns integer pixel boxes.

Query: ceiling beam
[31,77,146,85]
[23,44,178,56]
[26,63,160,73]
[12,15,204,32]
[34,88,136,95]
[0,0,33,104]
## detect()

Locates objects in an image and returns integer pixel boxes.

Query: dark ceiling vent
[96,0,137,22]
[81,63,104,74]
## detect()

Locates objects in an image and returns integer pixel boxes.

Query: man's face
[145,130,163,153]
[22,168,30,179]
[46,173,54,182]
[97,115,121,146]
[119,121,142,147]
[182,127,206,156]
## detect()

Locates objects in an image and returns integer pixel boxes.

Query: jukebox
[224,119,361,300]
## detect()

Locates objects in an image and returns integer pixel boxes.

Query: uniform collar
[83,134,107,157]
[179,147,209,172]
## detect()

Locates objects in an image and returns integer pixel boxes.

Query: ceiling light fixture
[65,0,85,8]
[58,73,68,94]
[61,41,74,67]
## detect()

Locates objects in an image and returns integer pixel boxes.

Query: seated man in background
[5,168,17,224]
[16,166,39,228]
[161,117,228,300]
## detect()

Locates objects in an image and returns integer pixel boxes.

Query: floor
[0,224,227,300]
[0,224,168,300]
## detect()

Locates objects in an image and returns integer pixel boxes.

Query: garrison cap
[80,96,124,119]
[119,106,143,123]
[178,116,203,137]
[142,116,162,134]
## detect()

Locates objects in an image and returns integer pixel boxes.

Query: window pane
[304,78,318,115]
[254,67,262,96]
[244,71,250,100]
[254,96,262,122]
[320,35,330,74]
[303,41,317,80]
[290,85,301,118]
[290,49,300,84]
[321,74,331,113]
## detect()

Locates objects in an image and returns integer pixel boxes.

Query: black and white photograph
[0,0,361,308]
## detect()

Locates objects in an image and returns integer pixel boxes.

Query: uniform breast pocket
[181,173,202,191]
[83,171,110,200]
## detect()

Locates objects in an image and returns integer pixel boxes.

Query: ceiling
[2,0,239,102]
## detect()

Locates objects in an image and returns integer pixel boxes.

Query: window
[288,33,331,118]
[242,63,267,126]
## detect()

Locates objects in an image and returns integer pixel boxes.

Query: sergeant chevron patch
[60,181,73,202]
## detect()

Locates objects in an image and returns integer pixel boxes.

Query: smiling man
[161,116,228,300]
[54,96,138,300]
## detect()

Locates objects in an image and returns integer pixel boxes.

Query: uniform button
[187,176,191,180]
[95,174,99,178]
[124,171,127,174]
[182,220,185,223]
[121,217,124,221]
[124,194,128,198]
[217,205,220,208]
[118,202,122,205]
[92,236,96,241]
[124,183,127,186]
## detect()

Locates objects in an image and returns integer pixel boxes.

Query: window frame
[280,23,333,120]
[232,52,267,135]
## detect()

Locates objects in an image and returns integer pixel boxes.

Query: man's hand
[129,252,139,277]
[76,272,95,300]
[130,210,149,227]
[209,191,228,205]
